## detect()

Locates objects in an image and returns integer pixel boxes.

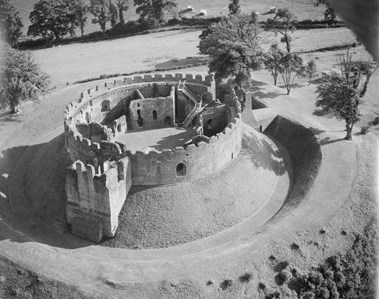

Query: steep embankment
[102,124,290,248]
[264,115,322,215]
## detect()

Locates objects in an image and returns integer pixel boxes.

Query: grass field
[31,27,358,88]
[12,0,325,35]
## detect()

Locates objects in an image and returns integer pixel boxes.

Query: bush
[279,270,292,284]
[18,38,50,49]
[361,126,370,135]
[107,21,144,36]
[266,220,377,299]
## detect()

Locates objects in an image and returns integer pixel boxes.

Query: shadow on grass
[248,80,284,99]
[155,56,209,69]
[241,130,286,176]
[153,28,202,39]
[264,116,322,214]
[0,136,93,249]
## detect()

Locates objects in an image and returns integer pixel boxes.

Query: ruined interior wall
[202,105,228,137]
[137,84,172,98]
[130,113,242,185]
[175,93,194,123]
[128,95,175,130]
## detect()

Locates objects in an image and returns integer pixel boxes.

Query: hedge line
[18,18,346,50]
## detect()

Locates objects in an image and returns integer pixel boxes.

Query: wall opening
[117,124,121,132]
[101,100,110,112]
[137,109,144,127]
[176,163,186,176]
[231,153,234,159]
[153,110,157,120]
[85,112,91,123]
[165,116,171,126]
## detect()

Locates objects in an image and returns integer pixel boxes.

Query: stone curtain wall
[130,113,242,185]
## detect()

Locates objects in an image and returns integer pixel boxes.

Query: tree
[314,49,377,140]
[28,0,80,41]
[277,53,306,94]
[264,43,286,86]
[228,0,241,15]
[199,14,264,89]
[0,44,49,114]
[315,0,336,25]
[90,0,111,32]
[266,8,297,53]
[74,0,89,37]
[109,0,119,28]
[0,0,23,47]
[133,0,177,24]
[115,0,129,24]
[305,60,317,83]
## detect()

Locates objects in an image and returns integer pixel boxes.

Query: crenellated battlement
[64,72,242,242]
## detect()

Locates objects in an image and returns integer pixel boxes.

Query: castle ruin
[64,73,243,242]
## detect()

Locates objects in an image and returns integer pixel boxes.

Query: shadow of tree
[319,137,346,145]
[241,130,286,176]
[155,56,209,70]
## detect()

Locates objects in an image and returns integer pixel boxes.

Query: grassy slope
[12,0,324,35]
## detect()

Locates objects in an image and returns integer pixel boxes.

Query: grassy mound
[18,124,290,248]
[102,125,288,248]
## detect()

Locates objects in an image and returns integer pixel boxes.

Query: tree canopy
[115,0,129,24]
[89,0,111,32]
[27,0,80,41]
[264,43,286,86]
[228,0,241,15]
[0,43,49,113]
[315,0,336,24]
[266,8,297,53]
[74,0,89,37]
[0,0,23,47]
[199,14,264,89]
[314,49,377,139]
[133,0,177,23]
[278,53,306,94]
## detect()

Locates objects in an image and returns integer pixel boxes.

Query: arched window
[176,163,186,176]
[137,109,143,127]
[101,100,110,112]
[153,110,157,120]
[85,112,91,123]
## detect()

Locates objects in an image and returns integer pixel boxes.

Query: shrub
[239,272,253,283]
[361,126,370,135]
[220,279,233,290]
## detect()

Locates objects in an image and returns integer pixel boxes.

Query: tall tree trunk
[285,34,291,53]
[9,97,16,114]
[119,9,124,24]
[345,122,353,140]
